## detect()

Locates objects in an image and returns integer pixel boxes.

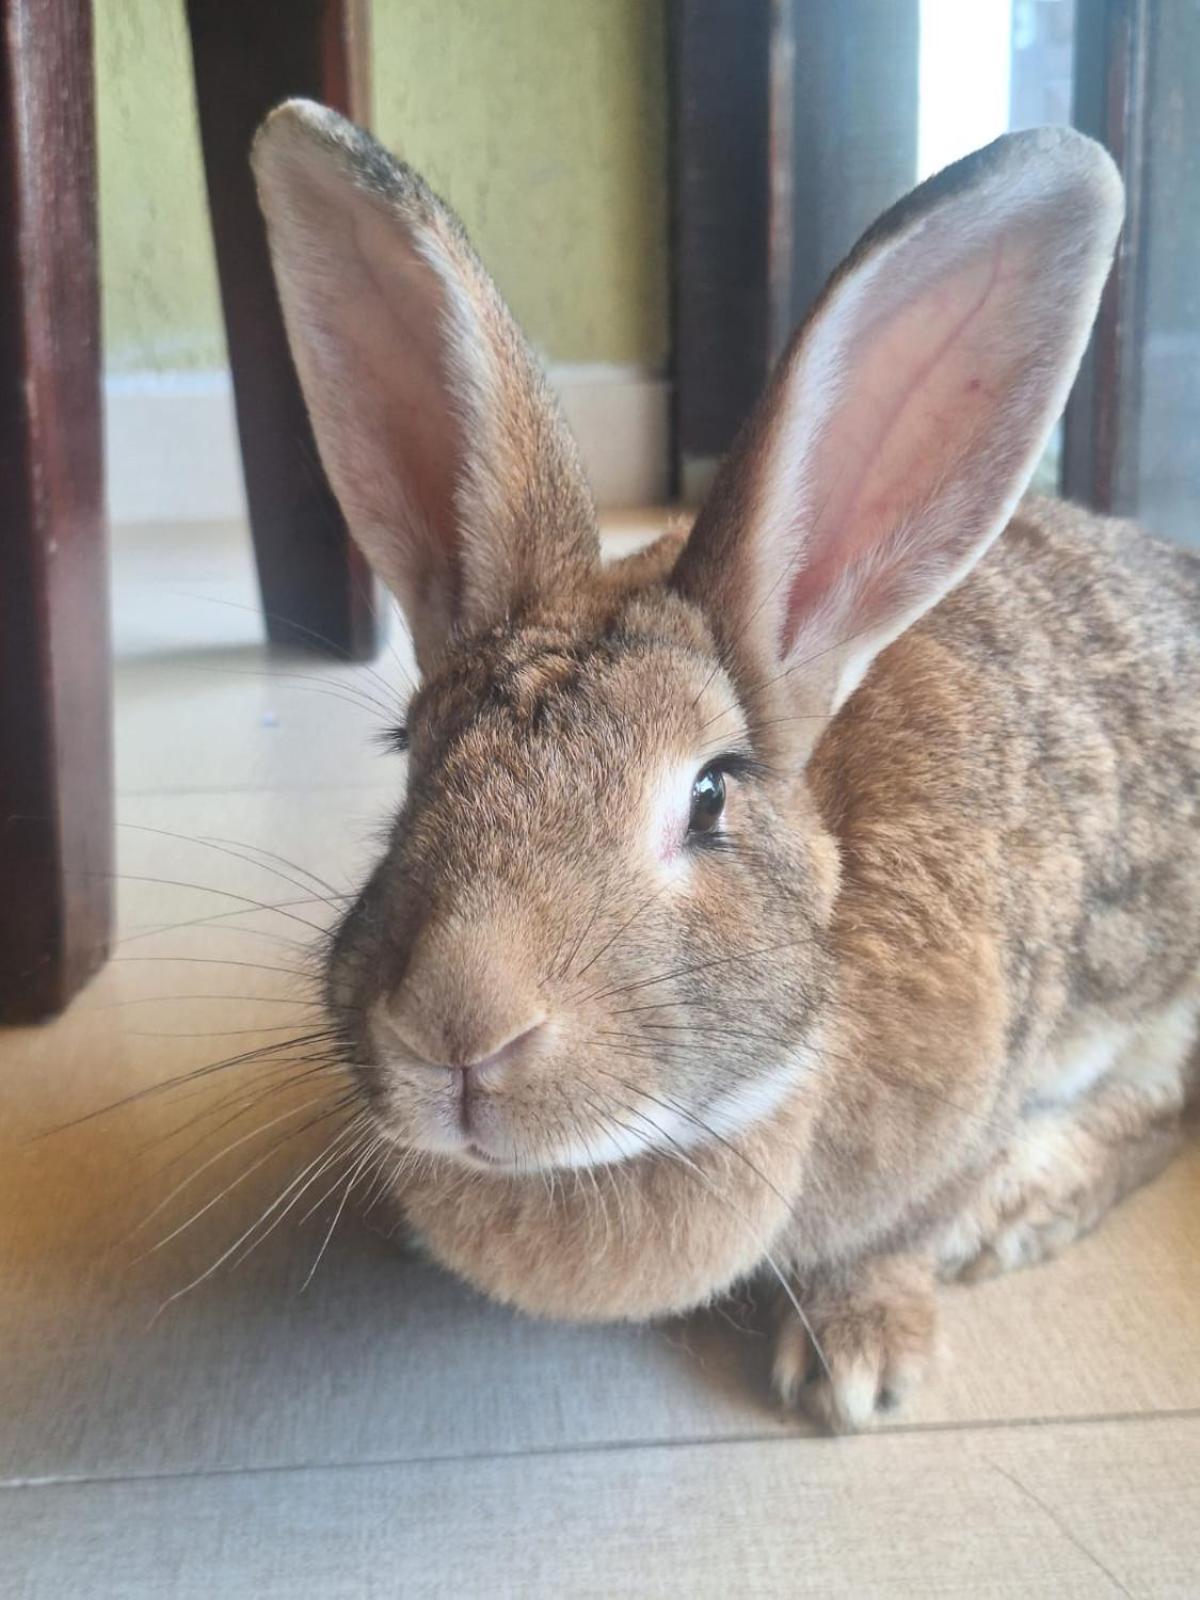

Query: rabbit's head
[254,105,1121,1181]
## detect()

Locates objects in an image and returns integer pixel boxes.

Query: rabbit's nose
[455,1019,546,1077]
[374,1003,546,1084]
[372,915,547,1079]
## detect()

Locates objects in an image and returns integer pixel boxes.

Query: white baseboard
[104,364,670,526]
[105,371,249,526]
[548,364,671,510]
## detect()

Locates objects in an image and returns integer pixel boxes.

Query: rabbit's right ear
[252,101,598,670]
[673,129,1123,764]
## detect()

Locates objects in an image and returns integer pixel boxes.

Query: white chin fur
[548,1053,805,1170]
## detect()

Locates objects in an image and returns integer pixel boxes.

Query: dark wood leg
[186,0,380,660]
[670,0,919,505]
[0,0,112,1020]
[670,0,774,503]
[1063,0,1151,514]
[784,0,920,326]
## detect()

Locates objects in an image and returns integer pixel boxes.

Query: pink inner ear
[780,243,1009,658]
[342,205,466,608]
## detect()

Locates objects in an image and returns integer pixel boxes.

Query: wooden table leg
[0,0,113,1020]
[1063,0,1151,515]
[186,0,380,660]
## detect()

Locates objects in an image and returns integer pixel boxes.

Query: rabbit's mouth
[363,1042,818,1179]
[461,1141,509,1168]
[345,935,829,1177]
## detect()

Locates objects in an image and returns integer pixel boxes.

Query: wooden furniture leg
[670,0,774,504]
[0,0,112,1022]
[1063,0,1151,514]
[186,0,380,660]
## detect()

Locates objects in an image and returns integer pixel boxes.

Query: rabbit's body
[382,496,1200,1426]
[767,499,1200,1421]
[254,104,1197,1429]
[805,494,1200,1271]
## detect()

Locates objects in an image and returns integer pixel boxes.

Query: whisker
[220,1115,373,1275]
[115,823,345,909]
[359,1150,406,1219]
[163,659,400,721]
[34,1028,345,1136]
[150,1111,368,1316]
[128,1091,345,1240]
[593,1081,830,1382]
[610,998,719,1017]
[132,1058,348,1176]
[129,1075,352,1209]
[637,1021,797,1049]
[296,1138,376,1227]
[579,937,800,1007]
[137,1096,358,1258]
[117,909,315,951]
[82,994,327,1012]
[165,592,409,701]
[200,835,345,901]
[299,1142,380,1291]
[96,873,339,936]
[112,955,319,980]
[126,1023,332,1039]
[554,859,614,982]
[571,883,670,984]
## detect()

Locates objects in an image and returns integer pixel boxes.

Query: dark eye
[688,765,726,835]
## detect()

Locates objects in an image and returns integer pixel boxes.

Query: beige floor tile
[111,522,265,659]
[113,645,413,797]
[5,845,1199,1484]
[110,516,406,801]
[109,516,669,797]
[8,1417,1200,1598]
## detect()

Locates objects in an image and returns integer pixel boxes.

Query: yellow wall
[94,0,668,374]
[95,0,224,370]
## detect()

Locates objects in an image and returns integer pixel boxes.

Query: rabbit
[252,100,1200,1432]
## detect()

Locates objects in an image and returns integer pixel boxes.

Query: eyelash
[702,751,766,785]
[687,750,765,851]
[379,730,764,834]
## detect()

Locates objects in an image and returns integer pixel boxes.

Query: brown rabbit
[253,102,1200,1431]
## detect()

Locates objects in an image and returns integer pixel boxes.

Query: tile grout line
[4,1405,1198,1496]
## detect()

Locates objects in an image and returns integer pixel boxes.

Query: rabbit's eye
[688,766,726,835]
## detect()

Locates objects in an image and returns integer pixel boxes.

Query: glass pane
[918,0,1075,179]
[1132,0,1200,546]
[918,1,1076,490]
[786,4,1079,486]
[788,1,1078,307]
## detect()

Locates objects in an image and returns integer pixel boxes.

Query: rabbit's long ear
[673,128,1123,761]
[252,100,598,669]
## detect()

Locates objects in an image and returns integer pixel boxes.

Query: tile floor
[2,519,1199,1597]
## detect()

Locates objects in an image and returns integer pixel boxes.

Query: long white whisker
[300,1143,379,1292]
[129,1092,342,1239]
[149,1112,366,1317]
[221,1117,374,1274]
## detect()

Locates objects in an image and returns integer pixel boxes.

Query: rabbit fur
[253,103,1200,1431]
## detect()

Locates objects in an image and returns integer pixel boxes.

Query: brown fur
[255,104,1199,1432]
[336,501,1200,1429]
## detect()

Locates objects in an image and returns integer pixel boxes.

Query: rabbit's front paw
[772,1256,937,1433]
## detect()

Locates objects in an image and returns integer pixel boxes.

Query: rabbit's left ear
[252,101,598,670]
[673,128,1123,761]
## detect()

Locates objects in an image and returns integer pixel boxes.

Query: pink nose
[378,1010,546,1080]
[448,1019,546,1077]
